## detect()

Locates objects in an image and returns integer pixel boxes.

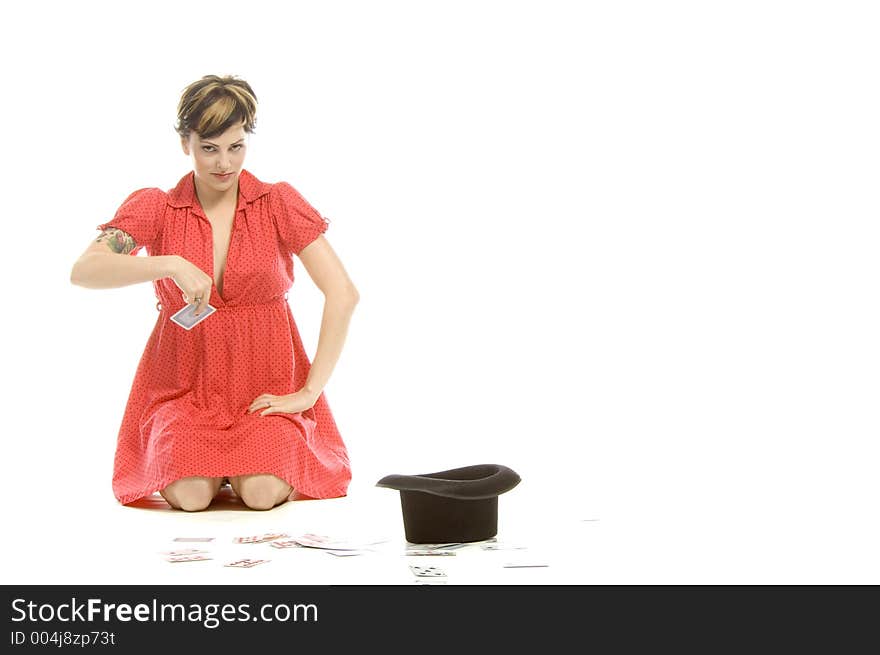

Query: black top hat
[376,464,521,544]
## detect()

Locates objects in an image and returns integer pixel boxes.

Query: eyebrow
[200,138,245,146]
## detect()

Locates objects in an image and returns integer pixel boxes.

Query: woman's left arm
[300,234,359,397]
[249,235,358,416]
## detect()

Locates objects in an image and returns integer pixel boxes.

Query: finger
[182,293,200,315]
[250,396,275,412]
[260,399,283,415]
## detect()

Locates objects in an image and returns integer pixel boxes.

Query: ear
[180,136,190,155]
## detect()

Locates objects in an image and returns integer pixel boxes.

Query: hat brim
[375,463,520,500]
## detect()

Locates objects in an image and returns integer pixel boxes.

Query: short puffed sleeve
[95,187,165,255]
[268,181,330,256]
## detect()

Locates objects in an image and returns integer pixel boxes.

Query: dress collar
[167,168,271,217]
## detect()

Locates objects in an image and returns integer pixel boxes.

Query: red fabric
[97,168,351,505]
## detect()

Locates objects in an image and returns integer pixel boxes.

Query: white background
[1,0,879,583]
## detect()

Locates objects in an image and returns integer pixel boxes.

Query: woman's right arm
[69,227,180,289]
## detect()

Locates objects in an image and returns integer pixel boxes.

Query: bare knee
[161,477,221,512]
[234,474,291,511]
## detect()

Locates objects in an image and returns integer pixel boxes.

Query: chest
[204,204,236,296]
[156,200,291,304]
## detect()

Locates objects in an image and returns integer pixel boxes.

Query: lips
[213,172,233,179]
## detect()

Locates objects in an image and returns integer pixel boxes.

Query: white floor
[6,473,880,585]
[4,479,599,586]
[7,474,880,585]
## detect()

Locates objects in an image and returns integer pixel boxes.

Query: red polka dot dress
[97,168,352,505]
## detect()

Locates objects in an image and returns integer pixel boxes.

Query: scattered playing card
[293,533,387,551]
[480,542,528,551]
[233,533,289,544]
[162,548,209,556]
[406,549,457,556]
[502,560,550,568]
[224,559,270,568]
[409,565,446,578]
[170,302,216,330]
[325,550,368,557]
[166,554,213,563]
[408,538,494,551]
[173,537,215,542]
[270,540,304,549]
[407,542,463,551]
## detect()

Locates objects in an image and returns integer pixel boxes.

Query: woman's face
[181,121,248,193]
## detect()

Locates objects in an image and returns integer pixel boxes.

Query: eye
[201,144,243,152]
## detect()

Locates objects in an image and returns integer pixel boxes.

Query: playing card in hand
[170,302,216,330]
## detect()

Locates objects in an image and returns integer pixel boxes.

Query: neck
[193,172,238,208]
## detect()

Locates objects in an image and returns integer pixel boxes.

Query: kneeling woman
[70,74,358,511]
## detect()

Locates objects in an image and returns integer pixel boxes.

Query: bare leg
[159,476,224,511]
[229,474,293,511]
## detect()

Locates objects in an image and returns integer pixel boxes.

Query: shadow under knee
[239,491,284,511]
[177,496,214,512]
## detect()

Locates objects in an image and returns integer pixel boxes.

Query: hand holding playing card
[248,388,318,416]
[168,256,214,317]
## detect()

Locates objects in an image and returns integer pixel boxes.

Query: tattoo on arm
[95,227,137,254]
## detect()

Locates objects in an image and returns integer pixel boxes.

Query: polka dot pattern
[96,169,350,505]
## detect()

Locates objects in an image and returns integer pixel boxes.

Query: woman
[70,74,359,511]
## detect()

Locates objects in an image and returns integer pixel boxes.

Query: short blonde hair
[175,74,257,140]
